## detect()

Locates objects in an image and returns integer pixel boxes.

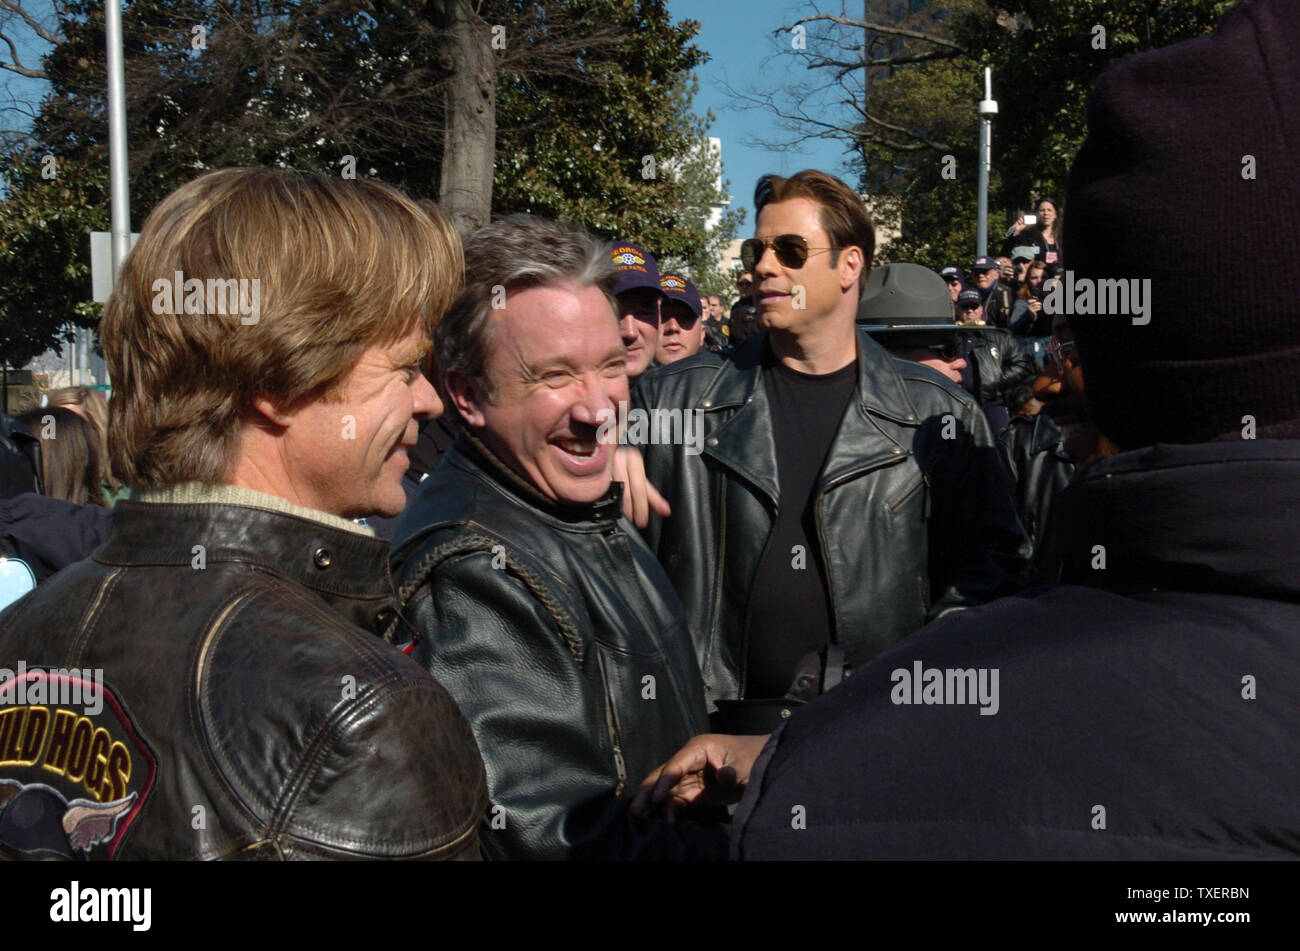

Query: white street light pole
[977,67,998,258]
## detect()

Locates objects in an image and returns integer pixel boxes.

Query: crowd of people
[0,0,1294,862]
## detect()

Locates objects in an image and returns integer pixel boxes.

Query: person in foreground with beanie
[632,0,1300,859]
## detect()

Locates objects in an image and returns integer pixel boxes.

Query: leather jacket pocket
[591,637,693,795]
[886,472,928,519]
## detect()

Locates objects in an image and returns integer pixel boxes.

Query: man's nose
[570,376,619,426]
[618,313,637,341]
[412,369,444,420]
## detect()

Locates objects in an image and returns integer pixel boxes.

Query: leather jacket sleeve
[404,546,727,861]
[997,331,1037,397]
[271,676,488,860]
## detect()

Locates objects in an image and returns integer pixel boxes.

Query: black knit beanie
[1062,0,1300,449]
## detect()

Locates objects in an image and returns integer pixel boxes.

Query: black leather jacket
[962,326,1037,406]
[999,412,1076,573]
[0,413,41,499]
[389,437,723,861]
[0,500,486,860]
[633,330,1029,705]
[980,281,1015,329]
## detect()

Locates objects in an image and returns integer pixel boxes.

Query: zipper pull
[611,742,627,797]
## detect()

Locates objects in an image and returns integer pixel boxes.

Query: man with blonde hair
[0,168,486,861]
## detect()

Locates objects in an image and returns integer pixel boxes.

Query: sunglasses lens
[741,236,811,270]
[773,236,809,268]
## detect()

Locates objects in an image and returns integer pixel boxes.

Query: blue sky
[667,0,856,234]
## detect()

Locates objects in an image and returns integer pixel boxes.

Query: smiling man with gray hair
[389,213,722,861]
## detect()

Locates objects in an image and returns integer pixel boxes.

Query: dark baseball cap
[957,289,982,306]
[659,272,701,318]
[940,266,964,283]
[971,256,1001,272]
[607,242,663,297]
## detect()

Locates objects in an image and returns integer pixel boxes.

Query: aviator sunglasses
[741,234,841,271]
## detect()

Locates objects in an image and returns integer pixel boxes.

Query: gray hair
[435,214,617,403]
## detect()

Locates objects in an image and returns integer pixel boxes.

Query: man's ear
[839,246,867,293]
[250,395,294,429]
[445,369,488,427]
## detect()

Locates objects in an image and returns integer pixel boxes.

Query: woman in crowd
[42,386,127,503]
[16,406,110,508]
[1001,197,1063,265]
[1010,260,1053,365]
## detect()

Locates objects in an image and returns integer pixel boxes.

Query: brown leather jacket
[0,499,486,860]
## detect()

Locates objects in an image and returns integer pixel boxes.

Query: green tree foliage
[490,4,738,292]
[0,0,736,365]
[0,148,106,368]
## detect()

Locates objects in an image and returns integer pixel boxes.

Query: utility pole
[101,0,132,388]
[976,67,998,257]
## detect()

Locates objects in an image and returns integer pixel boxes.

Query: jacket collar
[452,428,625,525]
[1056,440,1300,600]
[690,329,918,507]
[97,500,395,606]
[1030,412,1069,456]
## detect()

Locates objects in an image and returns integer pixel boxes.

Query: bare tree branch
[0,29,47,78]
[802,47,957,81]
[0,0,63,46]
[779,13,964,53]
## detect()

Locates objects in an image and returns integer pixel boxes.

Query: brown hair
[754,170,876,296]
[17,407,108,508]
[45,386,122,493]
[101,168,463,488]
[1018,260,1049,300]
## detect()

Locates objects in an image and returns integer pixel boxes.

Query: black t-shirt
[743,350,858,698]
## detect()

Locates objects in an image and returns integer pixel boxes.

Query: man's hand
[613,445,671,528]
[630,733,770,821]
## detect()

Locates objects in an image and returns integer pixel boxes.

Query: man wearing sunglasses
[729,271,761,346]
[858,264,969,386]
[953,289,1037,433]
[971,255,1014,329]
[643,0,1300,861]
[632,170,1027,724]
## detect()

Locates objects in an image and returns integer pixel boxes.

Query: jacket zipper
[594,522,629,796]
[710,472,728,697]
[601,654,628,796]
[886,472,927,514]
